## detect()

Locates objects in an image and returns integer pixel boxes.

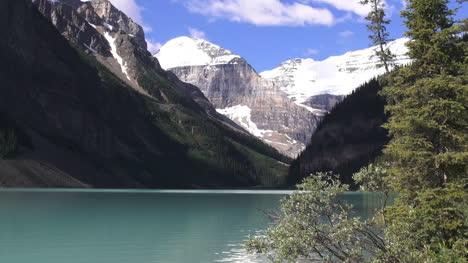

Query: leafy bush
[246,173,392,263]
[246,173,467,262]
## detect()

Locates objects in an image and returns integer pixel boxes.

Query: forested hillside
[288,78,389,187]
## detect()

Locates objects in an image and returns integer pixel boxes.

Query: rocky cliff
[156,37,320,157]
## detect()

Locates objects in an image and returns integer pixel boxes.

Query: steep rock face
[35,0,112,57]
[169,62,258,108]
[305,94,345,111]
[156,37,319,157]
[86,0,147,50]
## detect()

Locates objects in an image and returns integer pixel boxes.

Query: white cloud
[339,30,354,37]
[142,25,153,33]
[183,0,335,26]
[108,0,152,32]
[305,48,319,55]
[146,39,162,54]
[308,0,393,17]
[309,0,371,17]
[400,0,407,8]
[188,27,207,39]
[109,0,143,23]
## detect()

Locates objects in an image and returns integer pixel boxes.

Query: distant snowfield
[155,36,241,69]
[260,38,411,105]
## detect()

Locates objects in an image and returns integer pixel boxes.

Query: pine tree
[382,0,467,193]
[380,0,467,257]
[360,0,395,73]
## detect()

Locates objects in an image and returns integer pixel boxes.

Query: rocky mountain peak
[80,0,147,50]
[35,0,156,89]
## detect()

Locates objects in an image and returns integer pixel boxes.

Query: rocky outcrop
[304,94,345,111]
[35,0,112,57]
[86,0,147,50]
[156,37,319,157]
[169,61,258,109]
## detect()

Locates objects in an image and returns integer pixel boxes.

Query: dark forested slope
[288,79,389,187]
[0,0,288,188]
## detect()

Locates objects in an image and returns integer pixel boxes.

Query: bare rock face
[305,94,345,111]
[36,0,112,57]
[87,0,147,50]
[157,37,320,157]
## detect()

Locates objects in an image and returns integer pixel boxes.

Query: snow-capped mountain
[156,37,242,69]
[156,37,319,157]
[156,37,410,157]
[261,38,410,107]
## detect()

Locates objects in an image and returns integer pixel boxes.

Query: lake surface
[0,190,384,263]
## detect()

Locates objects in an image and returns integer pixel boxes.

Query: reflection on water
[0,189,387,263]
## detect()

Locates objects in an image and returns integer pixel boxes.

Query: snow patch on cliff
[104,32,130,80]
[216,105,272,137]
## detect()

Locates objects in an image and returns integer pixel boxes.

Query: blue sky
[109,0,466,72]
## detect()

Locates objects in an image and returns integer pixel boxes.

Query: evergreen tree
[382,0,467,192]
[380,0,467,258]
[360,0,395,73]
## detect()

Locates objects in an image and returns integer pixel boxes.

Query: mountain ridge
[0,0,289,188]
[155,36,410,157]
[260,38,410,103]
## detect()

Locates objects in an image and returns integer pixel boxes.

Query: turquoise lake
[0,190,383,263]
